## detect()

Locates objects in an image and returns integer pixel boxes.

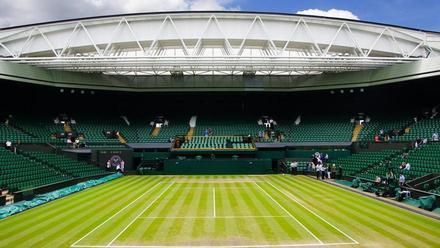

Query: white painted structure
[0,11,439,75]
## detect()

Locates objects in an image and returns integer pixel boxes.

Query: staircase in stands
[351,124,363,142]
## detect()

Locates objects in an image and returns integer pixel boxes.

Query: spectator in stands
[5,140,12,150]
[331,164,336,178]
[313,154,322,180]
[314,152,321,160]
[374,135,380,142]
[120,160,125,172]
[399,174,406,187]
[106,160,111,170]
[315,163,322,180]
[432,132,439,141]
[258,131,263,142]
[204,129,209,137]
[320,163,326,180]
[327,165,332,179]
[414,138,422,148]
[399,162,406,170]
[385,170,394,185]
[290,161,298,175]
[404,162,410,171]
[375,176,382,187]
[397,190,411,201]
[275,131,283,142]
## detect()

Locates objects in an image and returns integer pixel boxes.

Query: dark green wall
[162,159,273,174]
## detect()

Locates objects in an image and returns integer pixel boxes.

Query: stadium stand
[14,115,66,144]
[393,116,440,142]
[388,142,440,180]
[0,138,109,192]
[193,115,263,137]
[357,114,413,142]
[25,151,109,178]
[276,115,353,142]
[330,149,400,178]
[178,136,254,150]
[74,115,139,145]
[0,147,70,191]
[0,123,36,143]
[138,116,189,143]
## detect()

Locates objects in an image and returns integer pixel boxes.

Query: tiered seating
[6,112,438,146]
[180,136,254,150]
[387,142,440,180]
[0,123,36,143]
[14,115,65,144]
[194,115,263,137]
[357,114,412,141]
[393,117,440,142]
[133,116,189,143]
[330,150,399,177]
[277,115,353,142]
[429,185,440,195]
[26,151,109,178]
[1,113,381,145]
[0,148,70,191]
[74,116,139,144]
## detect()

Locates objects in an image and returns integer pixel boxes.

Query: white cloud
[296,8,359,20]
[0,0,239,28]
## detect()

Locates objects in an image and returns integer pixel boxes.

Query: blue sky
[232,0,440,31]
[0,0,438,31]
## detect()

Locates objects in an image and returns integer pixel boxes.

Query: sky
[0,0,438,31]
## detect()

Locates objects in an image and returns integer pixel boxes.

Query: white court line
[71,181,163,247]
[72,241,357,247]
[106,183,175,247]
[265,180,359,245]
[137,215,290,219]
[213,187,216,218]
[253,182,323,245]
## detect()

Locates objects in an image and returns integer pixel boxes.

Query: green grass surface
[0,175,439,247]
